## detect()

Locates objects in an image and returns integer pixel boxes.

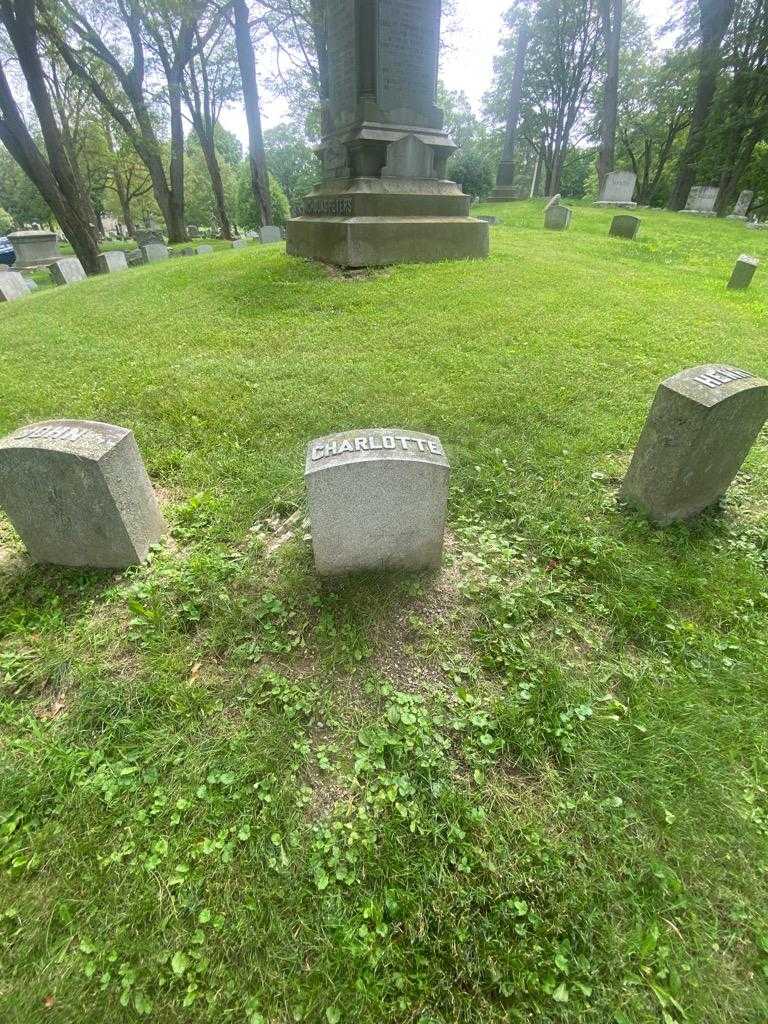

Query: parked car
[0,236,15,267]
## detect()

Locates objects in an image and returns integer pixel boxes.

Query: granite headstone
[681,186,719,215]
[141,243,169,263]
[595,170,637,207]
[727,254,759,290]
[609,214,641,240]
[544,205,572,230]
[0,272,28,302]
[96,251,129,274]
[50,257,86,285]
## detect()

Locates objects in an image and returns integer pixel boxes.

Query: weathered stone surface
[50,257,86,285]
[135,228,165,247]
[727,254,759,289]
[681,186,719,215]
[486,186,520,203]
[609,214,640,239]
[96,251,128,274]
[231,239,247,248]
[0,271,28,302]
[595,170,637,207]
[0,419,167,567]
[619,365,768,524]
[259,226,282,243]
[544,205,571,230]
[305,427,450,575]
[196,244,213,254]
[8,230,59,269]
[126,249,145,266]
[287,0,486,267]
[731,190,753,217]
[141,243,169,263]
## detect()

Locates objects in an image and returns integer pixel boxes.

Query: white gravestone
[259,226,282,244]
[681,186,719,216]
[141,243,169,263]
[620,366,768,524]
[305,428,450,575]
[0,271,29,302]
[595,170,637,207]
[727,190,753,220]
[727,254,759,290]
[50,257,86,285]
[96,251,129,273]
[0,420,167,568]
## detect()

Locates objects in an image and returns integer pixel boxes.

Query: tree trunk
[496,20,530,189]
[667,0,735,210]
[200,134,233,239]
[166,66,187,242]
[233,0,271,225]
[596,0,623,191]
[714,122,764,215]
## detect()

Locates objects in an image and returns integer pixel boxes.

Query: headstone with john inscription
[287,0,487,267]
[727,254,759,290]
[0,271,28,302]
[50,257,86,285]
[96,251,129,274]
[609,214,641,240]
[595,170,637,208]
[681,186,719,216]
[619,366,768,524]
[305,428,450,575]
[141,243,169,264]
[0,420,166,568]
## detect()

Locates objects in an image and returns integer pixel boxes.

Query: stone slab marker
[305,428,450,575]
[727,190,753,219]
[259,226,282,243]
[96,251,128,273]
[287,0,487,267]
[0,420,166,568]
[196,244,213,254]
[727,254,758,289]
[7,230,59,269]
[595,170,637,207]
[544,205,571,230]
[609,214,640,239]
[231,239,247,249]
[620,365,768,524]
[141,243,169,263]
[681,186,719,215]
[0,271,28,302]
[50,257,86,285]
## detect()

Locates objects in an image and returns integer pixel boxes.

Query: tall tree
[666,0,736,209]
[495,16,530,190]
[596,0,623,189]
[0,0,101,271]
[233,0,270,224]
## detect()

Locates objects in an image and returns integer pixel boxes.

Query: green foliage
[448,150,495,200]
[264,124,320,211]
[0,206,13,234]
[236,167,290,229]
[560,148,597,198]
[0,146,51,227]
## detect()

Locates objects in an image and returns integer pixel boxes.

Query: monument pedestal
[486,186,521,203]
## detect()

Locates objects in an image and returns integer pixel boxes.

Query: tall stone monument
[287,0,488,267]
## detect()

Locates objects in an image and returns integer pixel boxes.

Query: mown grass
[1,201,767,1023]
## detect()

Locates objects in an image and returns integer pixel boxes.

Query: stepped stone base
[486,187,521,203]
[594,201,637,209]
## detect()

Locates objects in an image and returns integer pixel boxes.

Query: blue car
[0,236,15,267]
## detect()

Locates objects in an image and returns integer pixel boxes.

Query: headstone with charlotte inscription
[609,214,641,239]
[287,0,487,267]
[727,254,759,289]
[681,186,719,216]
[619,365,768,524]
[96,251,128,274]
[50,257,86,285]
[0,271,28,302]
[141,243,169,263]
[305,428,450,575]
[595,170,637,208]
[0,420,166,568]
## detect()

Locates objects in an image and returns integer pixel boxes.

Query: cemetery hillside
[3,0,768,1021]
[1,204,768,1022]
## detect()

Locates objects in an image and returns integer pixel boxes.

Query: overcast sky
[222,0,677,141]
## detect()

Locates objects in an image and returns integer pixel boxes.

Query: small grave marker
[544,205,572,230]
[727,254,758,290]
[231,239,247,249]
[196,244,213,254]
[609,214,640,240]
[141,243,169,263]
[96,251,129,274]
[0,271,28,302]
[50,257,86,285]
[259,226,282,243]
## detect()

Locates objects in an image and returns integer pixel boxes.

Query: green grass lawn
[1,201,768,1023]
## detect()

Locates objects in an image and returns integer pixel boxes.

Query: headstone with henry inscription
[0,420,166,568]
[619,366,768,524]
[96,251,128,274]
[0,271,28,302]
[727,254,759,289]
[287,0,487,267]
[595,170,637,207]
[681,186,719,216]
[50,257,86,285]
[305,428,450,575]
[609,214,640,240]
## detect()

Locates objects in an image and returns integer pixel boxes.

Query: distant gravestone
[135,228,164,247]
[727,190,753,220]
[231,239,247,249]
[619,365,768,524]
[544,205,572,231]
[681,186,719,215]
[96,251,128,274]
[727,254,759,290]
[141,243,169,263]
[195,244,213,254]
[50,257,86,285]
[0,420,167,568]
[477,216,498,225]
[609,214,641,240]
[188,225,201,238]
[259,226,282,244]
[595,170,637,207]
[0,271,28,302]
[126,249,144,267]
[305,428,450,575]
[7,230,59,269]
